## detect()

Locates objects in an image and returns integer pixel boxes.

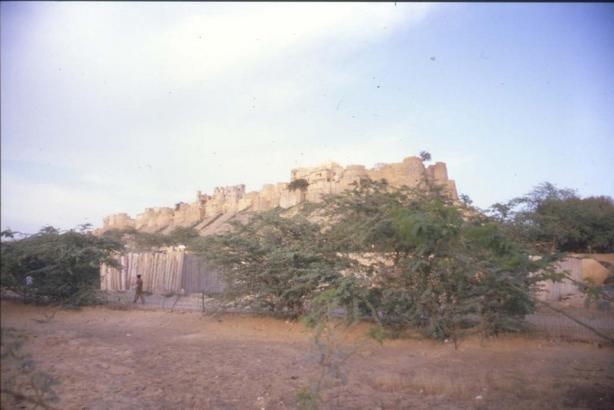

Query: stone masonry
[100,155,458,235]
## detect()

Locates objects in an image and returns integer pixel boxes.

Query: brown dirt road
[1,300,613,410]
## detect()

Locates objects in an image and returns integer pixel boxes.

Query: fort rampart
[100,155,458,235]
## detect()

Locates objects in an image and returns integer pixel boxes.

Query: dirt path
[1,300,613,410]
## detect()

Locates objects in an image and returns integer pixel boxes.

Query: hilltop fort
[100,155,458,236]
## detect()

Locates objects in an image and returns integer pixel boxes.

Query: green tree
[419,151,432,162]
[317,179,555,341]
[167,226,200,246]
[491,182,614,252]
[193,178,556,341]
[1,226,123,305]
[101,226,200,251]
[190,209,350,317]
[131,231,170,251]
[288,178,310,192]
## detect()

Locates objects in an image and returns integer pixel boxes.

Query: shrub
[490,182,614,253]
[192,178,558,341]
[288,178,310,192]
[1,226,122,305]
[191,209,350,318]
[317,179,554,340]
[101,226,200,251]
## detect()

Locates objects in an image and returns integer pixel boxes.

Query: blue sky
[1,2,613,233]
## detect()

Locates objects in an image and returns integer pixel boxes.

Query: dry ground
[1,299,613,410]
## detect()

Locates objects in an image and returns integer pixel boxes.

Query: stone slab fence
[529,254,614,343]
[535,254,614,305]
[100,248,225,295]
[99,251,613,342]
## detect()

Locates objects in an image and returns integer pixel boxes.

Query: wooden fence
[100,248,225,295]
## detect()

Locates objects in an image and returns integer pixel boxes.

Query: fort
[99,155,458,235]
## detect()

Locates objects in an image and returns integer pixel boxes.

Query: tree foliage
[419,151,432,162]
[101,226,200,251]
[317,179,554,340]
[288,178,310,192]
[167,226,200,246]
[1,226,123,305]
[490,182,614,253]
[193,179,557,340]
[191,209,349,317]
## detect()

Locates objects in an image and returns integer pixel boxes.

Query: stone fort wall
[100,155,458,235]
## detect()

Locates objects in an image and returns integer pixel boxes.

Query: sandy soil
[1,299,613,410]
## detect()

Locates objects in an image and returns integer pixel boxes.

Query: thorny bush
[1,226,122,306]
[194,178,560,341]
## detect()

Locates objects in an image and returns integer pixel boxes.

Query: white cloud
[16,3,433,92]
[151,3,432,87]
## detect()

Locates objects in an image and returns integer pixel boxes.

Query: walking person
[133,274,145,304]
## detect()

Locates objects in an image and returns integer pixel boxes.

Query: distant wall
[535,254,614,305]
[98,155,459,236]
[100,248,224,295]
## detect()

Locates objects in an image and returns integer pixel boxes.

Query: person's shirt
[25,276,33,286]
[136,278,143,292]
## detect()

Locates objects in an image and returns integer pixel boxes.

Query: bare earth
[1,300,613,410]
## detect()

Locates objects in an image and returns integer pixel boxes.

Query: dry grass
[372,370,486,400]
[2,299,613,410]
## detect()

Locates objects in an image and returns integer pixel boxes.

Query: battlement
[213,185,246,197]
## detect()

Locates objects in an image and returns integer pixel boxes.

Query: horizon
[2,2,613,234]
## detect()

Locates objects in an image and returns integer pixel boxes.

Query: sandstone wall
[100,155,459,235]
[368,156,424,187]
[134,207,174,233]
[536,254,614,306]
[171,201,204,229]
[102,213,135,231]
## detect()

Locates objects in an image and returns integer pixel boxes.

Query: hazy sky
[2,2,613,233]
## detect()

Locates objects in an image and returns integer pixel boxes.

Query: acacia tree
[101,226,200,251]
[193,178,557,341]
[1,226,122,305]
[490,182,614,253]
[190,209,352,317]
[315,179,557,341]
